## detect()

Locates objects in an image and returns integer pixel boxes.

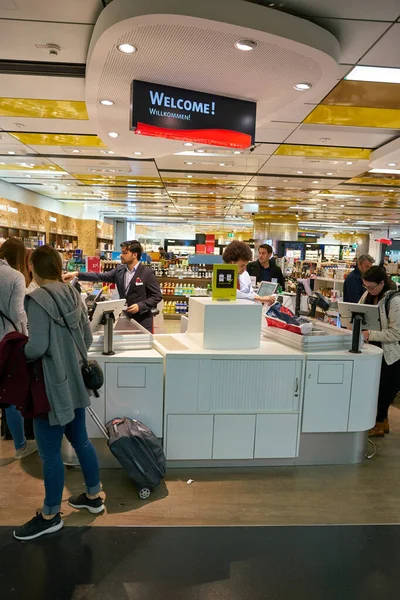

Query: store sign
[131,81,256,149]
[212,264,238,302]
[0,204,18,214]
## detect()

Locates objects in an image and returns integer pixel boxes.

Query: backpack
[384,289,400,320]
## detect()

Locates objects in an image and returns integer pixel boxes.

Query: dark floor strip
[1,525,400,600]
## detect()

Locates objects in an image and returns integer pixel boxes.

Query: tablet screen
[258,281,278,296]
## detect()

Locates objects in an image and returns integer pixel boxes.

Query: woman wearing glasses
[360,266,400,437]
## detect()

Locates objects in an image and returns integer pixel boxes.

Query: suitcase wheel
[138,487,151,500]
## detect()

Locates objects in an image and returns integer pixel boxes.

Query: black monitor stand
[349,311,365,354]
[100,310,116,355]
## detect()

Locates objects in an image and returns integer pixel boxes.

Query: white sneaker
[14,440,38,460]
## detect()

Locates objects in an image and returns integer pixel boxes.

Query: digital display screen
[258,281,278,296]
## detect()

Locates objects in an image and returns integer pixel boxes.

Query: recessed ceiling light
[312,180,319,184]
[389,189,394,192]
[196,149,205,153]
[322,204,327,207]
[116,43,137,54]
[233,151,241,155]
[219,163,226,166]
[235,39,257,51]
[269,204,274,207]
[100,100,114,106]
[186,175,193,178]
[71,149,80,153]
[108,132,119,138]
[296,171,303,174]
[294,82,312,91]
[184,142,193,147]
[326,172,333,175]
[24,174,32,178]
[345,65,400,84]
[388,163,397,167]
[7,151,15,155]
[133,151,142,155]
[340,204,345,208]
[346,161,354,165]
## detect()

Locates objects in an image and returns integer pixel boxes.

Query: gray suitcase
[87,407,166,500]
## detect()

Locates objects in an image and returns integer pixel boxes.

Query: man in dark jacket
[247,244,285,290]
[343,254,374,303]
[64,240,161,332]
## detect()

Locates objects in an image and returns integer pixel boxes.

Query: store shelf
[162,294,207,300]
[158,277,211,284]
[163,313,187,320]
[314,277,345,284]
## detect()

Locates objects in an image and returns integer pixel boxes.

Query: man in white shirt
[222,241,275,305]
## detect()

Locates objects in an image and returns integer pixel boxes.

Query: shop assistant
[247,244,285,289]
[63,240,161,332]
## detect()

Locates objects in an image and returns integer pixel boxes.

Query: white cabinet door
[302,361,353,433]
[166,415,214,460]
[105,363,164,437]
[255,414,299,458]
[213,415,256,459]
[165,358,199,414]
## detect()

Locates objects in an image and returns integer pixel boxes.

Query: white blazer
[360,290,400,365]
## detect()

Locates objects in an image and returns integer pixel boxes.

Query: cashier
[63,240,161,332]
[222,241,275,305]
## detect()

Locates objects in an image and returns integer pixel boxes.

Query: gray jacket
[24,282,93,426]
[0,258,28,339]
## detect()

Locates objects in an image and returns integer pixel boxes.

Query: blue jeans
[5,405,26,451]
[33,408,101,515]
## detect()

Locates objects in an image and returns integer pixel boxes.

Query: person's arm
[369,297,400,344]
[8,276,27,329]
[63,268,118,284]
[343,276,362,303]
[23,299,50,361]
[137,270,162,313]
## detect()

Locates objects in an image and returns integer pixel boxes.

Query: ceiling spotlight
[116,43,137,54]
[269,204,274,207]
[71,149,80,153]
[296,171,303,174]
[133,151,142,155]
[186,175,193,178]
[389,189,394,192]
[235,39,257,51]
[312,180,319,184]
[24,174,32,178]
[346,161,354,165]
[388,163,397,167]
[100,100,114,106]
[7,151,15,155]
[219,163,226,166]
[108,132,119,138]
[233,151,241,155]
[340,204,345,208]
[184,142,193,147]
[294,83,312,91]
[185,161,194,165]
[326,172,333,175]
[196,149,205,153]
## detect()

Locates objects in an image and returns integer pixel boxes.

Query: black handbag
[42,287,104,397]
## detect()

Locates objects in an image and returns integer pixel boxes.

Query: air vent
[0,60,86,77]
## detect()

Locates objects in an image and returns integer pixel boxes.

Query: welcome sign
[131,81,256,149]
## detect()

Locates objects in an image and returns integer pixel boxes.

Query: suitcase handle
[86,406,109,439]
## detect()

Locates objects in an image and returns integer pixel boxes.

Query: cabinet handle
[294,377,299,397]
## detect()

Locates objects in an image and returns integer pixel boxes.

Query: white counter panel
[167,415,214,460]
[255,414,299,458]
[213,415,256,459]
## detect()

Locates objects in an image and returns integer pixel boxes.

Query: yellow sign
[212,264,238,301]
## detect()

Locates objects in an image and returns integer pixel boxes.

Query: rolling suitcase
[87,407,166,500]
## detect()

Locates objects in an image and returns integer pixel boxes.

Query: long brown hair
[31,245,63,282]
[25,248,34,285]
[0,238,28,282]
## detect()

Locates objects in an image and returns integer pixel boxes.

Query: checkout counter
[64,295,382,468]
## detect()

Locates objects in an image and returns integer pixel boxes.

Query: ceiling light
[370,168,400,175]
[7,151,15,155]
[345,65,400,84]
[294,83,312,91]
[101,150,114,155]
[326,172,333,175]
[389,189,394,192]
[235,39,257,51]
[312,180,319,184]
[116,43,137,54]
[296,171,303,174]
[184,142,193,147]
[322,204,327,207]
[108,132,119,138]
[71,149,80,153]
[100,100,114,106]
[196,149,205,153]
[185,161,194,165]
[186,175,193,178]
[346,161,354,165]
[388,163,397,167]
[340,204,345,208]
[269,204,274,207]
[133,151,142,156]
[219,163,226,166]
[24,174,32,178]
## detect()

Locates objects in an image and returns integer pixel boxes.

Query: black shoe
[68,493,105,514]
[13,512,64,541]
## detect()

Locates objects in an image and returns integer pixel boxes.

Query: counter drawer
[255,414,299,458]
[213,415,256,459]
[166,415,213,460]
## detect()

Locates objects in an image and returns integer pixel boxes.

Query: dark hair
[222,241,252,264]
[363,266,395,300]
[259,244,273,254]
[120,239,142,260]
[0,238,27,280]
[25,248,34,285]
[31,245,63,282]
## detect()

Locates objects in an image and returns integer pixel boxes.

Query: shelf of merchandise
[157,276,211,284]
[163,313,187,320]
[314,277,345,284]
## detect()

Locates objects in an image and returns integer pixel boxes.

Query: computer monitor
[90,299,126,333]
[338,302,381,332]
[258,281,278,297]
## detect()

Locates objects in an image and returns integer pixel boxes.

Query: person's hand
[255,295,276,305]
[362,330,370,342]
[126,303,140,315]
[62,271,79,282]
